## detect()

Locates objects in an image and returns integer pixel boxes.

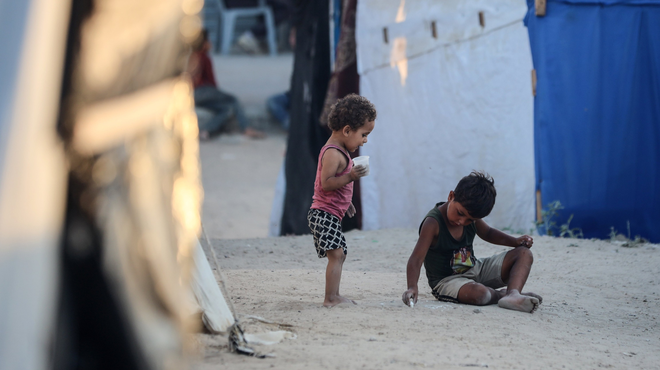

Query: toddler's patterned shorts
[307,208,347,258]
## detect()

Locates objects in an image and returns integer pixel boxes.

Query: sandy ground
[191,230,660,370]
[199,132,286,240]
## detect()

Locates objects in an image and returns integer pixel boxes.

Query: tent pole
[536,190,543,223]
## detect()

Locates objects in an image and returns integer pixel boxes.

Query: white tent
[357,0,535,232]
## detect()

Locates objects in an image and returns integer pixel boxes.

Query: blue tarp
[525,0,660,242]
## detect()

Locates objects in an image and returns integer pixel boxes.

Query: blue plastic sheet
[525,0,660,241]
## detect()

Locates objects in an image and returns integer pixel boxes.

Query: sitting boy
[402,171,542,313]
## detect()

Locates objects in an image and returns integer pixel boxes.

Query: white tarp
[190,239,236,333]
[357,0,535,232]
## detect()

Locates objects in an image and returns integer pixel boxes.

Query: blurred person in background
[189,29,265,139]
[265,25,294,131]
[267,90,290,131]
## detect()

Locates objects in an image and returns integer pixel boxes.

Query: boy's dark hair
[192,29,209,52]
[327,94,377,131]
[453,171,496,219]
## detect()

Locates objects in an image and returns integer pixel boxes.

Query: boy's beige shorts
[433,250,508,301]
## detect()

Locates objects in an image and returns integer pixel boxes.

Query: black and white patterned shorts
[307,208,347,258]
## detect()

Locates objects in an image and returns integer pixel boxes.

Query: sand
[199,132,286,240]
[191,229,660,370]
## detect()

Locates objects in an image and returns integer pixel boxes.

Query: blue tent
[525,0,660,242]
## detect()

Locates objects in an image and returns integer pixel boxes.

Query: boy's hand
[349,165,368,181]
[516,235,534,248]
[345,202,356,218]
[402,288,418,307]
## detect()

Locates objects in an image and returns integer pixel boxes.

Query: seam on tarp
[361,18,522,75]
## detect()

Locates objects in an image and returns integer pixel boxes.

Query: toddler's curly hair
[327,94,377,131]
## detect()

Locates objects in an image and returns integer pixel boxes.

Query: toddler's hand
[350,165,368,181]
[517,235,533,248]
[345,202,356,218]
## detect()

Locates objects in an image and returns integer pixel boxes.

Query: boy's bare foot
[243,127,266,139]
[498,290,539,313]
[522,291,543,304]
[323,295,357,308]
[498,288,543,304]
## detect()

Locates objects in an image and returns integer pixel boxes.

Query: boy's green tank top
[420,202,478,289]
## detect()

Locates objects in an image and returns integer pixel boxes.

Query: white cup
[352,156,370,176]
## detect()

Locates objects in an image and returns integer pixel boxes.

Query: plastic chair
[213,0,277,56]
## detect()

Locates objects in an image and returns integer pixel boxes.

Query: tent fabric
[525,0,660,241]
[190,239,235,334]
[280,0,332,236]
[357,0,536,233]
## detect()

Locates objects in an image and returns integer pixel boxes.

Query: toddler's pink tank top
[310,145,354,220]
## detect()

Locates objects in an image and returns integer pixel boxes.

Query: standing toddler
[307,94,376,307]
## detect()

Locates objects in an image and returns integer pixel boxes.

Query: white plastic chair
[212,0,278,56]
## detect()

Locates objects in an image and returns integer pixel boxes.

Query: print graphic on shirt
[451,247,475,274]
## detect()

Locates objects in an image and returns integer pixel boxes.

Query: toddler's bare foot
[323,295,357,308]
[498,290,539,313]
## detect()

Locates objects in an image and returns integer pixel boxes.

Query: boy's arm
[320,150,366,191]
[475,219,533,248]
[402,218,438,306]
